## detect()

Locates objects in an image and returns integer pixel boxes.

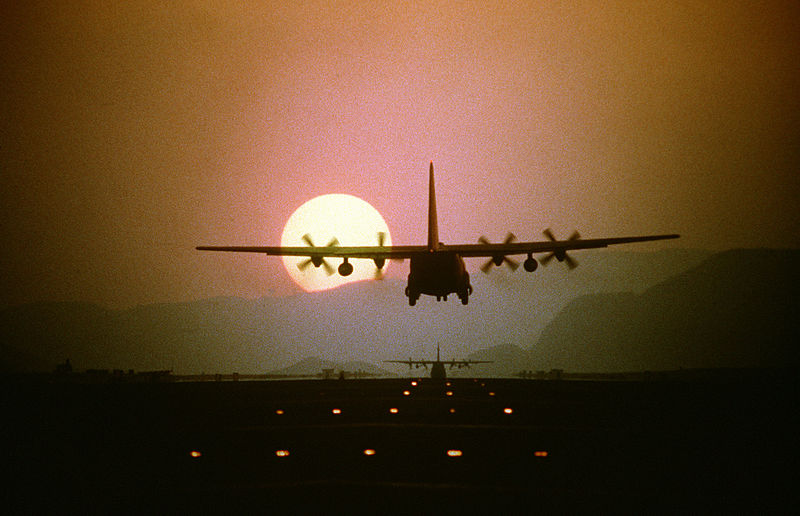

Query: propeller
[374,232,387,280]
[479,232,520,273]
[540,228,580,269]
[297,234,339,275]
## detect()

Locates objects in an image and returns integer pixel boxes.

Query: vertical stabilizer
[427,162,439,251]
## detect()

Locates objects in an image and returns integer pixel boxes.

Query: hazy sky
[2,1,798,309]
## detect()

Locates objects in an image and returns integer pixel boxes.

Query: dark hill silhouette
[0,249,711,374]
[0,298,291,374]
[532,249,800,371]
[464,343,529,377]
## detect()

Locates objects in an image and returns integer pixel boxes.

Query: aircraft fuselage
[406,250,472,305]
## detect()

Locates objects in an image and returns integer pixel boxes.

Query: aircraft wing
[440,360,493,366]
[197,234,679,260]
[384,360,436,366]
[442,233,679,257]
[196,244,428,260]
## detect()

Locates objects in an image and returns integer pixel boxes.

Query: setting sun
[280,194,392,292]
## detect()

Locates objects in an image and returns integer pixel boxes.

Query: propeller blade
[540,229,579,269]
[300,234,337,274]
[479,233,519,272]
[297,258,313,271]
[504,256,520,270]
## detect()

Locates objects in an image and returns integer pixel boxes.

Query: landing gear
[405,286,419,306]
[458,284,472,305]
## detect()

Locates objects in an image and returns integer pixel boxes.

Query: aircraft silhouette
[385,345,492,380]
[197,162,679,305]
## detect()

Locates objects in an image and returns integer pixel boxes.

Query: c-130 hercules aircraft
[198,162,679,306]
[385,345,493,380]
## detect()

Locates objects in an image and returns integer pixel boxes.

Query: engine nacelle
[523,256,538,272]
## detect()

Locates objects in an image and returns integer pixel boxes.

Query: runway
[5,373,796,512]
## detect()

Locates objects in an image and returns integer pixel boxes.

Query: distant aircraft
[384,345,492,380]
[197,162,679,305]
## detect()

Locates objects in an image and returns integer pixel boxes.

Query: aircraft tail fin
[427,161,439,251]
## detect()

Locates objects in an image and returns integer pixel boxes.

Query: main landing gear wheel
[459,286,471,305]
[405,286,419,306]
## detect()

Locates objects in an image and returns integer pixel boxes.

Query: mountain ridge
[6,248,782,375]
[531,248,800,371]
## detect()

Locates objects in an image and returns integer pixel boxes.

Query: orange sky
[2,1,798,308]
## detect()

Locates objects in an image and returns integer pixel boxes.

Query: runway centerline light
[488,392,496,396]
[363,448,376,456]
[503,408,513,414]
[389,407,399,414]
[275,450,290,457]
[447,449,463,457]
[449,408,456,414]
[331,408,342,414]
[446,391,453,396]
[403,390,411,396]
[410,381,418,386]
[190,450,202,458]
[535,451,549,457]
[275,409,284,415]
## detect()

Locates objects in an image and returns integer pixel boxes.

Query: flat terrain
[5,373,797,513]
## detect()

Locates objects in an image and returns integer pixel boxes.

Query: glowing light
[449,408,456,414]
[445,382,451,387]
[488,392,496,396]
[189,450,202,458]
[410,381,418,386]
[331,408,342,414]
[275,450,290,457]
[503,408,513,414]
[403,390,410,396]
[275,409,284,415]
[363,449,376,456]
[535,451,549,457]
[280,194,392,292]
[446,449,463,457]
[446,391,453,396]
[389,407,399,414]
